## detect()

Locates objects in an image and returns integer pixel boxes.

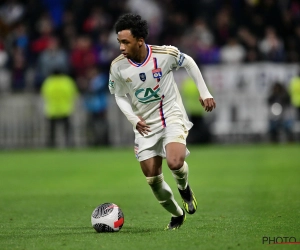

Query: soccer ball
[91,203,124,232]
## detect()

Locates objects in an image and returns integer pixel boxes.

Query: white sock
[171,161,189,190]
[146,174,183,217]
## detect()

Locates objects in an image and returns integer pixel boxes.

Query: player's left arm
[177,53,216,112]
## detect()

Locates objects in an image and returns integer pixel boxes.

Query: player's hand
[200,97,216,112]
[136,117,151,136]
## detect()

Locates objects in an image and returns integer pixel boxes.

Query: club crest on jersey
[135,84,161,104]
[139,73,146,82]
[152,68,162,79]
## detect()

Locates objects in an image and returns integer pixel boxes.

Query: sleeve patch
[178,53,185,66]
[109,79,115,89]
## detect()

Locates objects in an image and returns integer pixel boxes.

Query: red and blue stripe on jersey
[152,57,161,83]
[159,95,166,128]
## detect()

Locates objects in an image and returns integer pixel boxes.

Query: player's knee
[167,157,185,170]
[146,174,164,187]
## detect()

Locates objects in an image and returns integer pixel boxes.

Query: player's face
[117,30,143,62]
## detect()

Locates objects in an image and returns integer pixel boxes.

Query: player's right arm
[115,95,151,136]
[109,64,150,136]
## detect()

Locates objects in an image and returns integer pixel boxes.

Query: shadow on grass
[0,226,93,240]
[119,226,163,234]
[0,225,163,240]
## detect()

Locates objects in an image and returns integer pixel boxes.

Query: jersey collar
[128,44,152,67]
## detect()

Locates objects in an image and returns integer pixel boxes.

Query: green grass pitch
[0,144,299,250]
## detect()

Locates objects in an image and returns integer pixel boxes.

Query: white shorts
[134,123,190,162]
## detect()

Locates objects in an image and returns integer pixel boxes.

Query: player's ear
[138,38,143,47]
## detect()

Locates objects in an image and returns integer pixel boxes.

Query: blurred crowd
[0,0,300,146]
[0,0,300,93]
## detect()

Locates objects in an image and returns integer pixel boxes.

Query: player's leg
[140,156,183,216]
[164,126,197,215]
[165,142,188,188]
[140,156,185,229]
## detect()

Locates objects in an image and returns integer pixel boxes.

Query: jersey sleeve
[163,45,213,100]
[108,64,128,96]
[163,45,186,70]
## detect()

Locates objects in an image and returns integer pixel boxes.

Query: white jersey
[109,44,193,136]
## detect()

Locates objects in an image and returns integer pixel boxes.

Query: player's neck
[134,43,148,63]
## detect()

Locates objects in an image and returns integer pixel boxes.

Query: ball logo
[92,203,114,218]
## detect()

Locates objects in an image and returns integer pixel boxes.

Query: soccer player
[109,13,216,230]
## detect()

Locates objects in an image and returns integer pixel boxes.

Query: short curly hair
[114,13,148,40]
